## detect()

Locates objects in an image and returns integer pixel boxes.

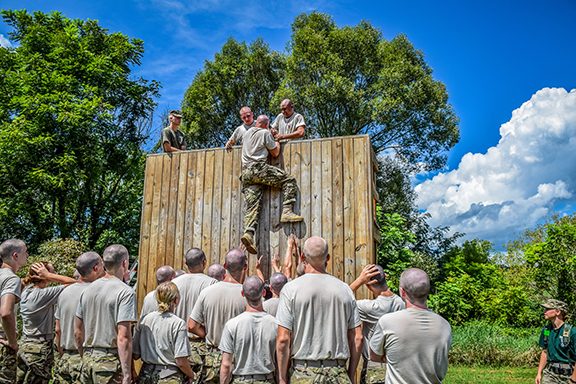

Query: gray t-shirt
[20,285,66,339]
[55,282,90,350]
[76,276,137,348]
[241,127,277,168]
[369,308,452,384]
[140,289,157,321]
[0,268,21,338]
[263,297,279,317]
[357,294,405,360]
[219,311,277,376]
[271,112,305,138]
[172,273,217,324]
[275,273,361,360]
[161,127,186,151]
[134,311,190,366]
[229,123,253,145]
[189,282,246,347]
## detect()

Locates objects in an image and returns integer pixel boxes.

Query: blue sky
[1,0,575,248]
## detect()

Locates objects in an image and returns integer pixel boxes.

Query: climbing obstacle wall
[137,134,379,308]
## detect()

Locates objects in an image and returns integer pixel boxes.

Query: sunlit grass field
[444,366,535,383]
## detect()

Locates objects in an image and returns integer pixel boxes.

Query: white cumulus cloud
[0,34,12,48]
[416,87,576,247]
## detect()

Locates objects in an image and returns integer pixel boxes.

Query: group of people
[0,235,457,384]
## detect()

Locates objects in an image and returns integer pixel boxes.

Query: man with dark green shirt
[536,299,576,384]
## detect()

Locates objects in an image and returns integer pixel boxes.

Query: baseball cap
[170,110,183,118]
[541,298,568,313]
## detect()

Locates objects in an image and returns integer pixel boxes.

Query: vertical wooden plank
[310,140,322,237]
[193,152,206,251]
[165,153,180,266]
[173,153,188,267]
[342,138,356,285]
[231,148,243,251]
[331,139,345,282]
[299,141,311,240]
[354,137,370,298]
[137,156,157,311]
[201,150,215,261]
[287,141,302,276]
[220,149,234,260]
[321,139,333,275]
[152,155,172,292]
[182,152,196,270]
[211,149,224,264]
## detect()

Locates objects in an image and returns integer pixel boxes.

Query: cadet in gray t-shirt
[139,265,176,321]
[219,276,277,384]
[369,268,452,384]
[270,99,306,141]
[225,106,255,151]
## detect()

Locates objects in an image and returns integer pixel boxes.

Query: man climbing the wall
[240,114,302,254]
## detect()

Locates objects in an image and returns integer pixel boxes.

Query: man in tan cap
[536,298,576,384]
[162,109,187,152]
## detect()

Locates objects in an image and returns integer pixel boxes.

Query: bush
[20,238,86,278]
[449,321,540,367]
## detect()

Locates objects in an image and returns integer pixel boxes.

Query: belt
[293,359,347,368]
[234,373,274,380]
[62,349,81,354]
[143,363,180,379]
[85,347,118,355]
[548,362,574,376]
[22,335,51,342]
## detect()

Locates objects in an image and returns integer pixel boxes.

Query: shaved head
[0,239,25,261]
[184,248,206,271]
[255,114,270,128]
[302,236,328,266]
[102,244,129,271]
[207,263,226,281]
[370,265,389,290]
[156,265,176,285]
[400,268,430,304]
[76,251,102,277]
[270,272,288,295]
[225,248,247,274]
[243,275,265,306]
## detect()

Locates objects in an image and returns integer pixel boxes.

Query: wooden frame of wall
[137,134,379,309]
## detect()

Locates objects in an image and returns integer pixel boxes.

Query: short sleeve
[161,128,172,144]
[219,321,234,354]
[75,291,85,319]
[392,296,406,312]
[1,275,22,300]
[538,327,548,349]
[369,320,387,357]
[271,115,279,130]
[348,295,361,329]
[117,289,137,323]
[295,114,306,128]
[264,130,276,151]
[39,285,66,308]
[189,290,206,324]
[275,289,293,331]
[174,319,191,358]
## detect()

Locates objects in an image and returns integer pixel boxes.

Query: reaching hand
[358,264,380,286]
[272,251,281,273]
[30,262,49,279]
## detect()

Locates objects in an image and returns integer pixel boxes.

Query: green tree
[181,38,285,148]
[276,12,459,171]
[0,10,159,253]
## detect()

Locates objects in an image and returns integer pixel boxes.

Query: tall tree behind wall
[0,10,159,252]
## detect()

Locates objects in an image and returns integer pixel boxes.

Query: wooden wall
[137,135,379,309]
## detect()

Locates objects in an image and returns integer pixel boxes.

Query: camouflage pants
[138,363,186,384]
[232,373,275,383]
[53,350,83,384]
[360,358,386,384]
[542,366,572,383]
[200,347,222,384]
[187,339,206,384]
[290,364,351,384]
[16,338,54,384]
[79,350,123,384]
[241,162,298,233]
[0,343,18,384]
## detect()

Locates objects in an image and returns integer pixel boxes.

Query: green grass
[444,366,535,383]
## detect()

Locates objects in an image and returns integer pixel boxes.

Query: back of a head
[156,281,180,313]
[256,114,269,127]
[400,268,430,302]
[102,244,129,271]
[302,236,328,266]
[207,263,226,281]
[184,248,206,270]
[0,239,25,261]
[270,272,288,294]
[225,248,247,274]
[76,251,102,277]
[243,275,264,306]
[156,265,176,285]
[370,265,389,290]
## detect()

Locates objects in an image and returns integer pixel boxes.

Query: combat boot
[280,206,304,223]
[241,231,257,254]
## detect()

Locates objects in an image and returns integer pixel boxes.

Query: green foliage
[449,321,540,367]
[444,366,536,383]
[279,12,459,171]
[0,10,159,253]
[181,38,285,148]
[20,238,85,278]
